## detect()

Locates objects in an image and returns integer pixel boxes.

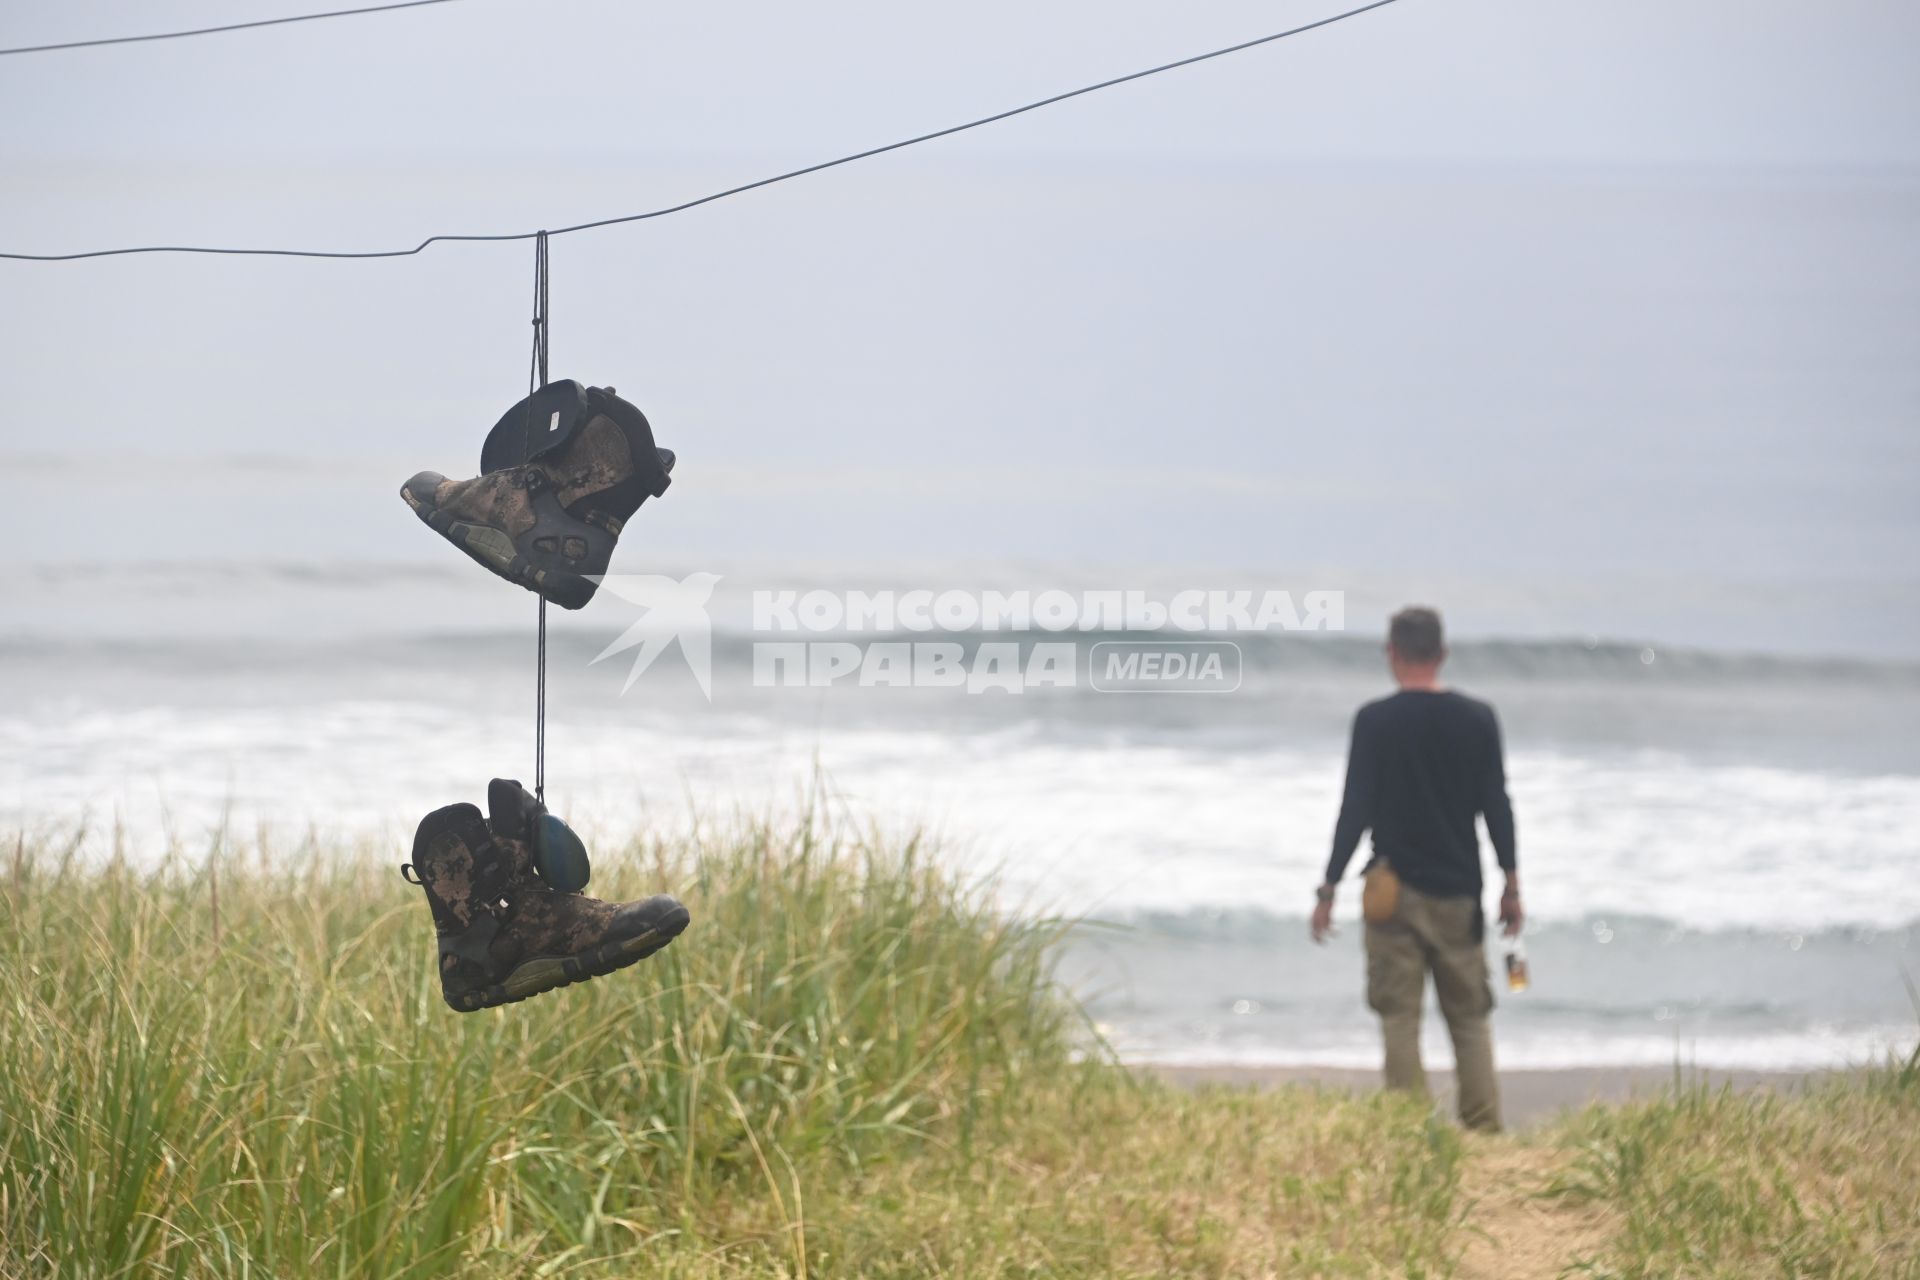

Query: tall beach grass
[1,818,1461,1278]
[1542,1062,1920,1277]
[10,815,1915,1277]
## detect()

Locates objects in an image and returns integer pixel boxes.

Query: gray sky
[3,0,1917,655]
[5,0,1918,168]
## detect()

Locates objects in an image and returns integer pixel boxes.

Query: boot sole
[401,485,597,610]
[449,903,692,1013]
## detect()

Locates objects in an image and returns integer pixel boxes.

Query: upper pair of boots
[401,381,674,610]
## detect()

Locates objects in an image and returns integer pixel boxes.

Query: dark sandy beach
[1148,1063,1856,1130]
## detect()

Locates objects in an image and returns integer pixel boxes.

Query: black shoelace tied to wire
[523,231,550,801]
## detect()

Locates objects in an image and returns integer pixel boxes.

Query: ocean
[4,557,1916,1074]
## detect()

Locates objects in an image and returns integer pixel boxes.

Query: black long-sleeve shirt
[1324,688,1516,899]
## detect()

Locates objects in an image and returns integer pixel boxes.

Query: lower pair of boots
[404,780,689,1012]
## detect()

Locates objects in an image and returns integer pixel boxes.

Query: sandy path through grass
[1454,1139,1615,1279]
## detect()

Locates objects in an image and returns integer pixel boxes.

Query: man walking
[1309,606,1522,1131]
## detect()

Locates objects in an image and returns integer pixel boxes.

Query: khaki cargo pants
[1365,881,1502,1131]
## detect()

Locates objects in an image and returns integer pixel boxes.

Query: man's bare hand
[1310,894,1335,944]
[1499,881,1524,938]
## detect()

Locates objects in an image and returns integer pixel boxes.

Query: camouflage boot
[400,382,675,609]
[403,782,690,1012]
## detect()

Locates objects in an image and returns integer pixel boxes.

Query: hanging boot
[402,785,690,1012]
[401,382,675,609]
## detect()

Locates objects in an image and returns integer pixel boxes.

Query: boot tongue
[485,780,592,892]
[486,778,543,841]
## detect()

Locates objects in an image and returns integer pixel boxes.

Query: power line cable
[0,0,1401,263]
[0,0,472,58]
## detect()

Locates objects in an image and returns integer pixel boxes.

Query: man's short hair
[1389,606,1445,663]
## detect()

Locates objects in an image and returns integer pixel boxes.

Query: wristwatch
[1314,884,1336,903]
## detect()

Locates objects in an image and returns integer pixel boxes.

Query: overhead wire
[0,0,474,58]
[0,0,1403,263]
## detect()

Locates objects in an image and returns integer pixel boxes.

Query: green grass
[1542,1063,1920,1279]
[0,821,1463,1278]
[9,819,1917,1279]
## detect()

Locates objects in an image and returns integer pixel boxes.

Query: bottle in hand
[1504,941,1530,993]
